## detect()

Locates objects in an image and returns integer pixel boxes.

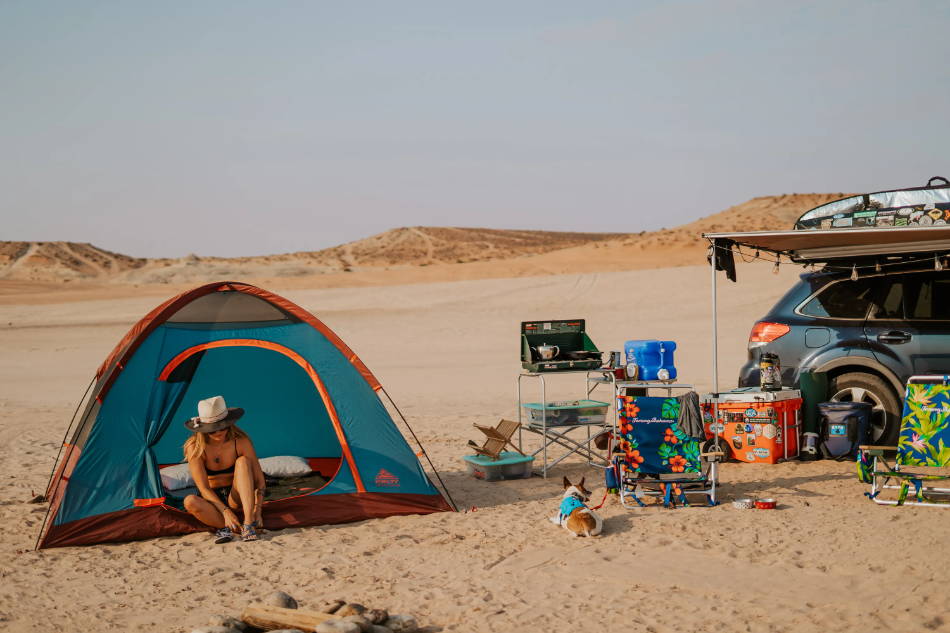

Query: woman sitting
[181,395,265,543]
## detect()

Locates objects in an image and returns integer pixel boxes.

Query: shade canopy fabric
[703,226,950,262]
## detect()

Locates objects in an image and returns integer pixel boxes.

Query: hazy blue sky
[2,1,948,257]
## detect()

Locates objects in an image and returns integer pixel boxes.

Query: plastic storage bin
[463,451,534,481]
[522,400,609,426]
[624,340,677,381]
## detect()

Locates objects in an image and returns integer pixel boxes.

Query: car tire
[828,372,901,445]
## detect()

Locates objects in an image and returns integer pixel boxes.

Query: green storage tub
[523,399,610,426]
[463,451,534,481]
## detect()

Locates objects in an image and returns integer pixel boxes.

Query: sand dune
[1,193,843,293]
[0,261,946,632]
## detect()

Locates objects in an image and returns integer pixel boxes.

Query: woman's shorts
[213,486,233,506]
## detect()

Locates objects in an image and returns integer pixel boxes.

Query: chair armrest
[858,445,897,456]
[700,451,724,457]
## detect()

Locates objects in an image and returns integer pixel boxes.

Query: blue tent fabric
[41,283,451,547]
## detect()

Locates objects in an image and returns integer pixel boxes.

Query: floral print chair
[615,394,722,509]
[859,376,950,507]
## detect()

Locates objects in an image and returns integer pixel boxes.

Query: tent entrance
[153,341,353,497]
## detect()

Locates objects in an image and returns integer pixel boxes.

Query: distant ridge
[0,193,847,284]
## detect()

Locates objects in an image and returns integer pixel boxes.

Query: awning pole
[710,241,721,456]
[710,241,719,394]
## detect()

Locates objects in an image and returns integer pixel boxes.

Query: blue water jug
[624,340,677,381]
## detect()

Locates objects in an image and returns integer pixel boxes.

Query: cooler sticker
[754,424,763,435]
[709,422,725,433]
[747,435,756,446]
[777,428,783,443]
[745,451,757,461]
[753,448,770,459]
[762,424,777,439]
[745,424,753,433]
[732,436,743,450]
[735,423,745,434]
[745,408,756,419]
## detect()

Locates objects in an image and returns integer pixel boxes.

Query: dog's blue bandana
[560,496,586,519]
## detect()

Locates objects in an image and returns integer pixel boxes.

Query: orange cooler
[701,389,801,464]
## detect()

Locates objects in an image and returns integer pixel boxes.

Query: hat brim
[183,407,244,433]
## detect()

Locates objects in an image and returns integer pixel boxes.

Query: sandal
[241,523,259,542]
[213,527,233,544]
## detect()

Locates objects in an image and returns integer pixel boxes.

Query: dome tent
[37,281,453,549]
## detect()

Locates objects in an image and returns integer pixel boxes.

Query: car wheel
[828,372,901,444]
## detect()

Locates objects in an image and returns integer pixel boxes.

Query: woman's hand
[221,507,241,531]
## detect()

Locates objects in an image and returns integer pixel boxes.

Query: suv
[738,264,950,443]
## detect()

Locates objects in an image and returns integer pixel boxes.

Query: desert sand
[1,257,948,633]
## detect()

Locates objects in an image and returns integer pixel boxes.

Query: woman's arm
[188,458,240,529]
[237,437,266,524]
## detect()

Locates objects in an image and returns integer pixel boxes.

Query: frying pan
[559,350,603,361]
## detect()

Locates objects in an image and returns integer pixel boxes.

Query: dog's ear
[579,476,586,488]
[562,476,571,489]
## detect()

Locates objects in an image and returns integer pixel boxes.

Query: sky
[2,1,949,258]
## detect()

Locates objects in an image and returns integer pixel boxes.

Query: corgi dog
[550,476,603,537]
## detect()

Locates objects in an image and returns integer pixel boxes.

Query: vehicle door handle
[877,331,911,344]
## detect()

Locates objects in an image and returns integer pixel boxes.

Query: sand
[1,262,948,632]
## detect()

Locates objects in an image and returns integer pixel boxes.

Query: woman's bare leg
[183,495,225,528]
[231,456,257,525]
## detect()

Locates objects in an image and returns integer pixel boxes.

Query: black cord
[379,387,458,512]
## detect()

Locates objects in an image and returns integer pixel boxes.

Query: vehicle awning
[703,226,950,262]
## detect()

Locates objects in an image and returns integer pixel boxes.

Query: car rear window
[800,278,874,318]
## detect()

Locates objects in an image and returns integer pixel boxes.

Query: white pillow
[161,463,194,491]
[260,455,312,478]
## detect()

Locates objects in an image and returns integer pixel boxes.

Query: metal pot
[532,344,560,360]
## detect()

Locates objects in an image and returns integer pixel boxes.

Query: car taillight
[749,321,790,347]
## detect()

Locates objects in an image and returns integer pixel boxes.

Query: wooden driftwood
[241,603,336,631]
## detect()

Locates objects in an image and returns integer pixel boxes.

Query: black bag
[818,402,873,459]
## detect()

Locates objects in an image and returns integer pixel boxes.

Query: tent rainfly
[37,281,454,549]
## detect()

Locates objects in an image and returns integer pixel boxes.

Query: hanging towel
[676,391,706,439]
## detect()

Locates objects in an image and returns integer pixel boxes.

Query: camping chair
[614,394,723,508]
[468,419,524,460]
[859,375,950,507]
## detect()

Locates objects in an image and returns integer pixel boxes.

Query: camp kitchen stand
[517,369,694,477]
[517,368,614,477]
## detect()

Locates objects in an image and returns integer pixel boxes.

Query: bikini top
[205,438,238,476]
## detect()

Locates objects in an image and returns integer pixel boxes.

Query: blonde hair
[183,425,248,463]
